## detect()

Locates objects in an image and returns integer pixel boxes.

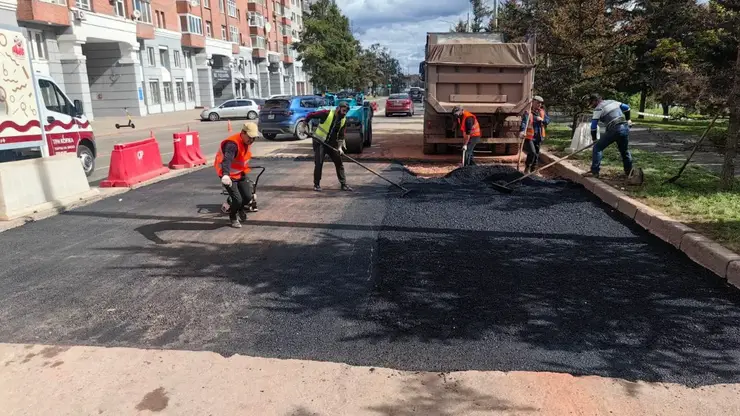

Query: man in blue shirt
[585,93,634,178]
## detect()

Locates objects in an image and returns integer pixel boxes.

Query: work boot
[246,201,258,212]
[582,171,599,179]
[314,184,322,192]
[230,218,242,228]
[341,184,353,192]
[238,209,247,222]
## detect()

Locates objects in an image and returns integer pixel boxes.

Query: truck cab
[0,27,96,176]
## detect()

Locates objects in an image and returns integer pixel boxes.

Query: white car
[200,99,261,121]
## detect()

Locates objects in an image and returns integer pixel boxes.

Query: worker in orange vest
[215,122,260,228]
[519,96,550,173]
[453,106,482,166]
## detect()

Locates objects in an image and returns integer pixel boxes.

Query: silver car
[200,99,261,121]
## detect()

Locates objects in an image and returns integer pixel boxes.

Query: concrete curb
[540,151,740,290]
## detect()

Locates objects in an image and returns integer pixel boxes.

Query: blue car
[258,95,328,140]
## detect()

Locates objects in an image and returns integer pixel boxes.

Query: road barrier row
[100,131,207,188]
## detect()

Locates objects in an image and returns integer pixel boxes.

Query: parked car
[385,93,414,117]
[200,99,260,121]
[409,87,424,102]
[258,95,328,140]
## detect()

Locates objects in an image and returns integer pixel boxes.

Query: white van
[0,26,96,176]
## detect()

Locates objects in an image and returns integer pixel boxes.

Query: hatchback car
[258,95,327,140]
[201,99,260,121]
[408,87,424,102]
[385,93,414,117]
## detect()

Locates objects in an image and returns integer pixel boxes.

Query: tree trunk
[662,103,670,117]
[720,45,740,190]
[638,89,647,119]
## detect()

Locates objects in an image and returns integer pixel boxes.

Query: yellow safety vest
[314,109,346,144]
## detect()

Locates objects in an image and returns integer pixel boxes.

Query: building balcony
[136,23,155,40]
[182,33,206,48]
[249,26,265,36]
[247,3,266,14]
[281,16,291,26]
[282,34,291,44]
[282,54,294,64]
[252,48,267,59]
[17,0,70,26]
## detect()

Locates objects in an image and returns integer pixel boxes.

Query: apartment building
[3,0,311,120]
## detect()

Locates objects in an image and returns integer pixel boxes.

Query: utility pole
[492,0,499,31]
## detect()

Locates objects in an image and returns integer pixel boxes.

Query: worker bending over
[453,106,482,166]
[585,93,634,178]
[305,101,353,192]
[215,122,259,228]
[519,96,550,173]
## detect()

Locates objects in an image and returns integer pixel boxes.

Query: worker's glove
[627,120,633,127]
[462,145,468,152]
[338,146,345,155]
[221,175,232,187]
[519,131,526,139]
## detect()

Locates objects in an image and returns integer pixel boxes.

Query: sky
[334,0,480,73]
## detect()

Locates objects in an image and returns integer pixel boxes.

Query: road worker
[453,106,482,166]
[304,101,353,192]
[519,96,550,173]
[585,93,634,179]
[215,122,259,228]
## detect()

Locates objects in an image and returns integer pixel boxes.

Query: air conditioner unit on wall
[73,9,86,21]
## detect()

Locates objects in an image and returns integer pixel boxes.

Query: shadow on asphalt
[3,163,740,389]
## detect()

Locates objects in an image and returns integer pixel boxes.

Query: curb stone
[540,151,740,289]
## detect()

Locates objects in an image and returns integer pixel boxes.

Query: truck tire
[345,130,363,154]
[423,142,437,154]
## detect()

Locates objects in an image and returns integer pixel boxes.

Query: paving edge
[540,151,740,290]
[0,164,210,233]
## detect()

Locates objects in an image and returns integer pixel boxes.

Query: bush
[669,107,688,120]
[707,128,728,151]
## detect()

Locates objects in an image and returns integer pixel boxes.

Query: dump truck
[420,32,536,155]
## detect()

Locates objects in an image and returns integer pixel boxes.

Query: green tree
[293,0,360,91]
[452,0,491,32]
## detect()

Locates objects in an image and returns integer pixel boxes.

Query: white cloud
[332,0,474,72]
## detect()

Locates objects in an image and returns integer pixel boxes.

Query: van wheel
[209,112,220,121]
[78,145,95,177]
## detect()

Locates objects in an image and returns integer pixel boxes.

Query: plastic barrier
[100,137,169,187]
[0,154,98,220]
[169,131,207,169]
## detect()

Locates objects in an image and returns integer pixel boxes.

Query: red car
[385,93,415,117]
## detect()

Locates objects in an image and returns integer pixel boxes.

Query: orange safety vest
[460,111,482,137]
[214,134,252,179]
[525,108,547,140]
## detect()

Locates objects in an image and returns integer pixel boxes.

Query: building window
[147,47,155,66]
[155,10,166,29]
[25,29,48,61]
[77,0,91,11]
[236,8,240,22]
[221,25,227,40]
[248,12,264,27]
[174,50,181,67]
[159,47,169,68]
[187,82,195,101]
[184,50,192,68]
[175,80,184,102]
[229,25,239,43]
[205,21,213,37]
[149,81,161,105]
[163,82,173,103]
[179,14,203,35]
[114,0,125,17]
[250,35,265,49]
[219,0,225,13]
[227,0,236,17]
[203,0,210,8]
[134,0,153,24]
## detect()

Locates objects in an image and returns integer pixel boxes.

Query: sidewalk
[91,110,203,138]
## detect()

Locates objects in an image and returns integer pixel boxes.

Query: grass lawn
[544,124,740,252]
[632,117,729,137]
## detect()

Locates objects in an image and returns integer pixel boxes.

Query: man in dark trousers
[305,101,353,192]
[453,106,482,166]
[519,95,550,173]
[214,122,259,228]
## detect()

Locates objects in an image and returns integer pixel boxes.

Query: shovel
[490,142,596,194]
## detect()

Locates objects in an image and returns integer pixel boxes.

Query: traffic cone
[227,120,232,132]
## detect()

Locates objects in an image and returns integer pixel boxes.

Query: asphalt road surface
[1,161,739,388]
[87,101,423,184]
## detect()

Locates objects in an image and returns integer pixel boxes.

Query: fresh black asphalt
[1,160,739,387]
